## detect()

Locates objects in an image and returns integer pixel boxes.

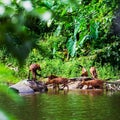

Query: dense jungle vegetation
[0,0,120,83]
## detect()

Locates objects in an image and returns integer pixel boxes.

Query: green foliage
[0,0,54,65]
[95,40,120,68]
[98,63,119,80]
[0,63,19,83]
[0,0,119,68]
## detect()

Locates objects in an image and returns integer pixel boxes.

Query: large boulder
[9,79,48,94]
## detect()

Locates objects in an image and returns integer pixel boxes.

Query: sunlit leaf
[0,110,9,120]
[54,24,62,36]
[0,85,23,103]
[66,37,76,57]
[90,22,99,40]
[74,19,80,37]
[79,35,91,47]
[0,109,17,120]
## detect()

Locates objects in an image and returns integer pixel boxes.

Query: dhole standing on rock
[28,63,41,81]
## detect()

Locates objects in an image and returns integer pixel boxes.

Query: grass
[0,63,19,84]
[97,64,120,80]
[0,56,120,84]
[39,57,120,81]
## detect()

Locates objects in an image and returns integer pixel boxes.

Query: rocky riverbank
[9,77,120,95]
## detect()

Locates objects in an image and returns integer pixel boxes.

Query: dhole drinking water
[46,75,69,91]
[80,79,104,89]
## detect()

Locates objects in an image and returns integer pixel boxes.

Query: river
[1,89,120,120]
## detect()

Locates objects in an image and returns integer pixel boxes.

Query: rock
[9,79,48,94]
[69,77,92,81]
[82,85,88,89]
[68,81,80,89]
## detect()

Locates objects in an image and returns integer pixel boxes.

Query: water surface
[1,89,120,120]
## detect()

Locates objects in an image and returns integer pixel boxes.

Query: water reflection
[1,89,120,120]
[78,89,104,96]
[47,89,104,97]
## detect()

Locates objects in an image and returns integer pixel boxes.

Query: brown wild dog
[46,76,69,91]
[47,74,58,81]
[90,67,98,79]
[28,63,41,81]
[81,67,88,77]
[46,74,58,88]
[80,79,104,89]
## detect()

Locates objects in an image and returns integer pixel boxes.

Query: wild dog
[78,65,88,77]
[46,76,69,91]
[47,74,58,81]
[28,63,41,81]
[80,79,104,89]
[90,67,98,79]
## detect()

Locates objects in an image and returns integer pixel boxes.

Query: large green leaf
[54,24,62,36]
[90,22,99,40]
[79,35,91,47]
[74,19,80,37]
[66,37,76,57]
